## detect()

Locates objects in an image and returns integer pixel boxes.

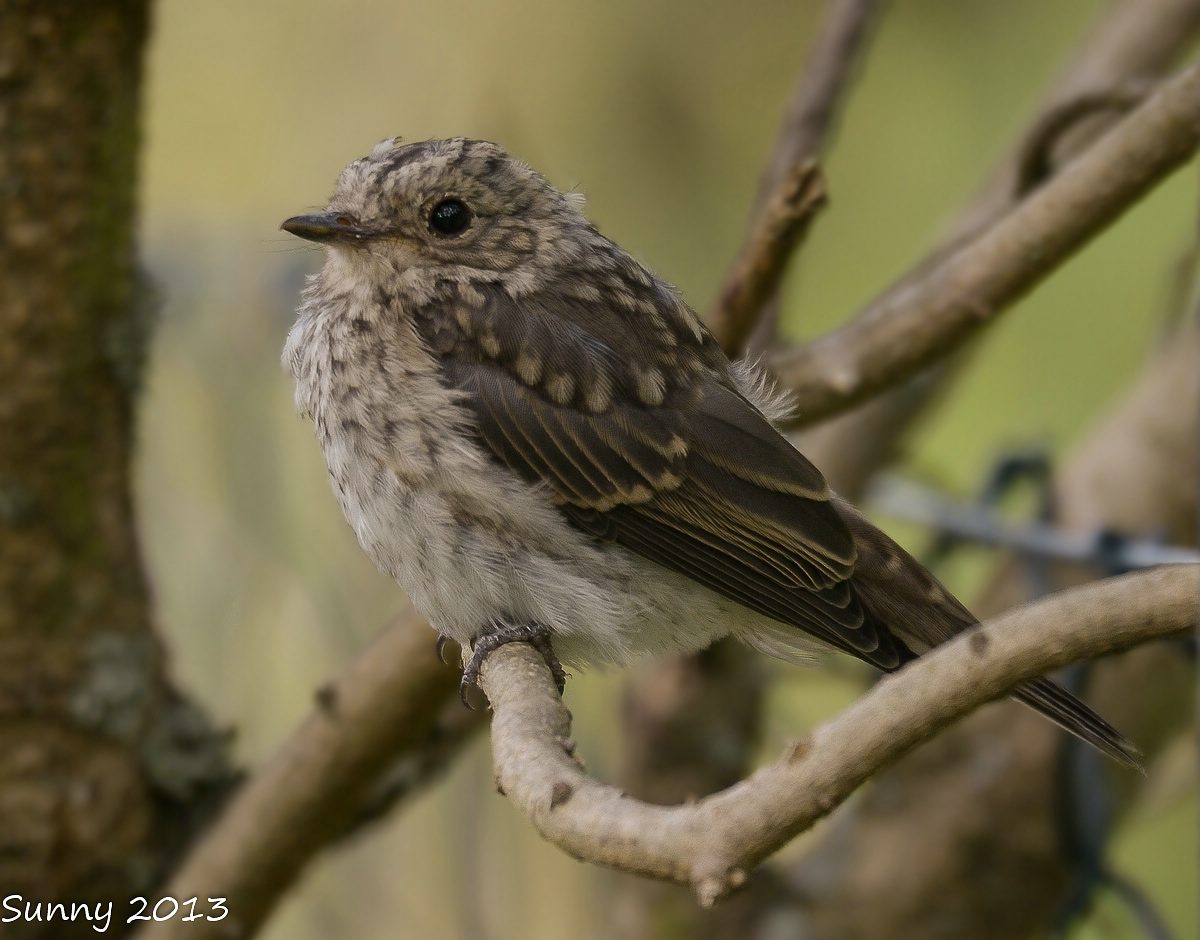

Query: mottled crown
[321,137,592,277]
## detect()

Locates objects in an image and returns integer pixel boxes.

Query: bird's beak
[280,212,374,244]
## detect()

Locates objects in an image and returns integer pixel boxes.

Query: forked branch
[771,59,1200,425]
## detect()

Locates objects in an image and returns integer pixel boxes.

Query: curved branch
[771,58,1200,425]
[1013,85,1147,195]
[481,567,1196,906]
[784,314,1200,939]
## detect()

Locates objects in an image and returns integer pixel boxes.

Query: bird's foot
[460,621,566,708]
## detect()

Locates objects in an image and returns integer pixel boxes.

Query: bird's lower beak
[280,212,373,244]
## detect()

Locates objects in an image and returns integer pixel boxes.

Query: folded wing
[421,280,905,669]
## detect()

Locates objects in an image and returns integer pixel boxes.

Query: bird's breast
[284,284,638,646]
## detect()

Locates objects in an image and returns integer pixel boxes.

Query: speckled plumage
[282,138,814,667]
[282,137,1138,766]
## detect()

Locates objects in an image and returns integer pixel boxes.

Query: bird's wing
[415,280,904,668]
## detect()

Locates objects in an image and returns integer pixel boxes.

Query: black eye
[428,198,471,236]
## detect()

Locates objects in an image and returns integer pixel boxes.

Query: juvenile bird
[282,137,1138,767]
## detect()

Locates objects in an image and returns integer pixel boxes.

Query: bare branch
[737,0,884,351]
[755,0,884,208]
[135,609,462,940]
[795,0,1200,499]
[340,696,481,837]
[946,0,1200,255]
[481,567,1196,906]
[708,162,826,355]
[771,59,1200,425]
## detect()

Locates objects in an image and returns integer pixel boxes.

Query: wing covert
[413,279,902,668]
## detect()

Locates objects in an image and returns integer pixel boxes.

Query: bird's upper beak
[280,212,374,244]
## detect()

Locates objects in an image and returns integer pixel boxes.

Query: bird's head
[282,137,591,287]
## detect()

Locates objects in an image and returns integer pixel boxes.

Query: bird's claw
[435,634,456,665]
[459,621,567,709]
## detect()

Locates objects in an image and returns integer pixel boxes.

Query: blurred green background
[134,1,1196,937]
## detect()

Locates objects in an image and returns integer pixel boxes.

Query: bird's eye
[428,198,471,237]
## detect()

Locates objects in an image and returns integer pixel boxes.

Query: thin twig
[1100,869,1178,940]
[742,0,885,351]
[481,567,1197,906]
[1014,85,1147,195]
[708,161,826,355]
[771,59,1200,425]
[948,0,1200,254]
[755,0,884,210]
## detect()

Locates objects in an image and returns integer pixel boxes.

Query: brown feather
[419,280,900,669]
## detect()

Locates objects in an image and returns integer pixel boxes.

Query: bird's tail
[874,610,1144,771]
[1013,676,1143,770]
[831,497,1143,771]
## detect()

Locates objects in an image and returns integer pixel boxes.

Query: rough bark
[0,3,234,935]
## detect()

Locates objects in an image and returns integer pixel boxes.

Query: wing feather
[415,281,902,669]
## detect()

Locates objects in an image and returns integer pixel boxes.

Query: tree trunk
[0,3,233,935]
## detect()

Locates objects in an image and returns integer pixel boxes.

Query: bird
[281,136,1139,768]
